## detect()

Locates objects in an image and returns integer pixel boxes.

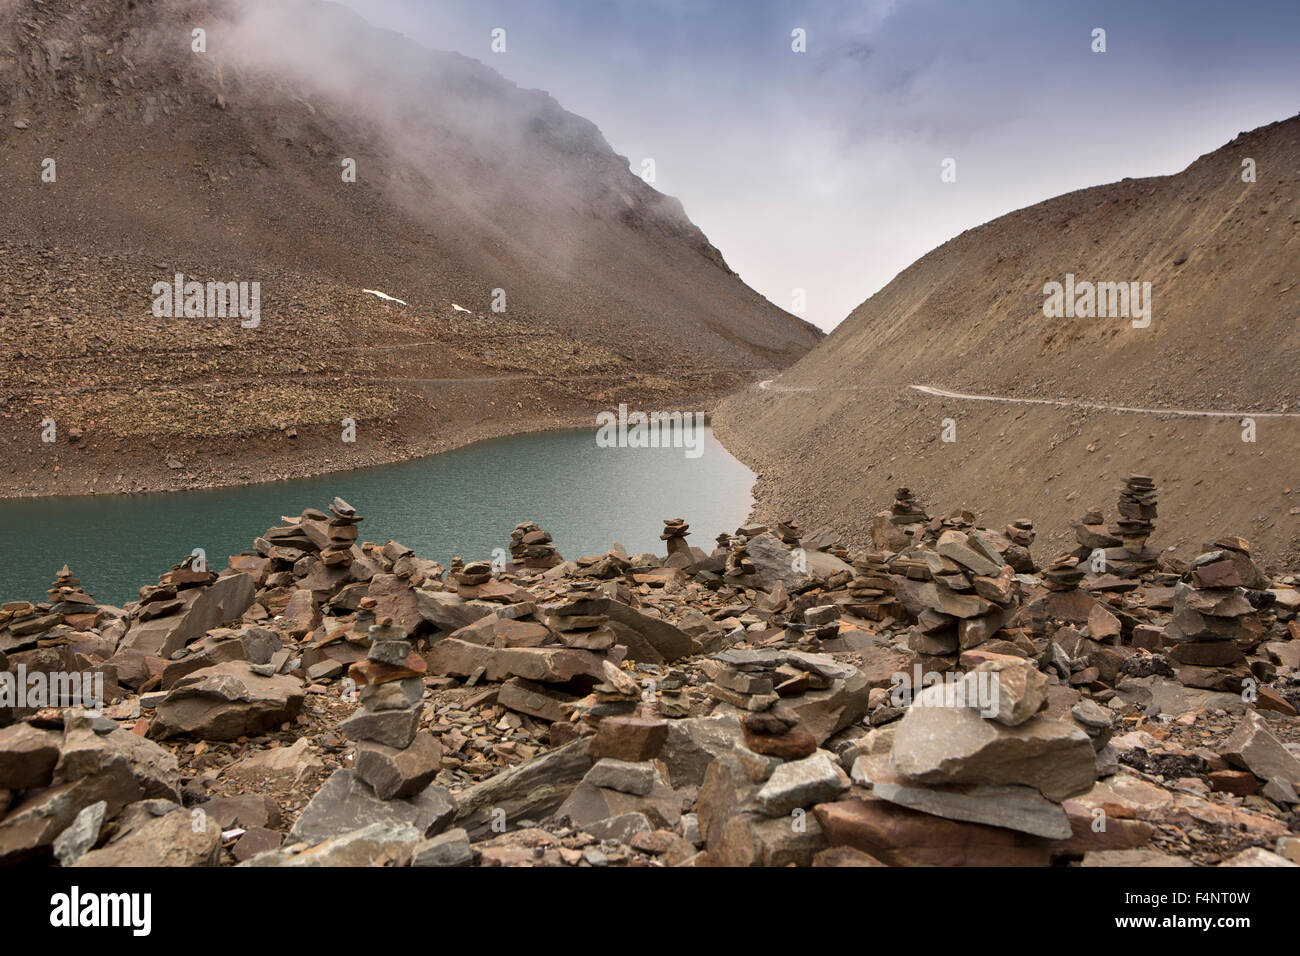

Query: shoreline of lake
[0,425,757,606]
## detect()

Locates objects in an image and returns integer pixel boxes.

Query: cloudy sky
[339,0,1300,330]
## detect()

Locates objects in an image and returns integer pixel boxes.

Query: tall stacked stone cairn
[510,522,562,570]
[660,518,692,568]
[904,528,1023,668]
[871,487,931,551]
[723,531,760,588]
[341,616,440,799]
[714,532,731,554]
[1001,519,1038,573]
[891,487,927,527]
[46,566,100,630]
[1163,545,1265,692]
[846,552,899,621]
[1114,475,1157,553]
[1074,475,1160,579]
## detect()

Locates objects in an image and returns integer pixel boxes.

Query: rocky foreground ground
[1,479,1298,868]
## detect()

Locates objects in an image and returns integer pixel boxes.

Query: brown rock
[814,797,1051,866]
[589,716,669,762]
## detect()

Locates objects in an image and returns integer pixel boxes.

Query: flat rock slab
[869,771,1071,840]
[290,769,455,845]
[814,796,1052,867]
[1082,849,1195,867]
[152,661,304,741]
[454,738,593,839]
[426,638,608,685]
[890,683,1096,800]
[605,600,695,662]
[744,533,815,592]
[411,827,474,867]
[249,822,423,867]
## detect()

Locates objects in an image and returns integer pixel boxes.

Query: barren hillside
[716,115,1300,565]
[0,0,821,496]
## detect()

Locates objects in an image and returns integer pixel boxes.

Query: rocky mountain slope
[1,500,1297,867]
[0,0,821,496]
[716,115,1300,566]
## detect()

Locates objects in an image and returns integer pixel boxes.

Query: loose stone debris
[1,483,1297,867]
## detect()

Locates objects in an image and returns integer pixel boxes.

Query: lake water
[0,426,754,607]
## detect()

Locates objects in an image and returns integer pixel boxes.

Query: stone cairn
[775,518,802,547]
[342,615,439,800]
[510,522,562,569]
[655,667,691,718]
[891,487,927,529]
[1001,519,1037,573]
[539,582,615,651]
[714,532,731,554]
[661,518,691,564]
[456,560,493,587]
[1163,546,1263,691]
[847,552,898,621]
[128,551,218,637]
[705,658,816,760]
[1,566,104,650]
[1114,475,1157,553]
[319,497,362,566]
[907,529,1021,662]
[1043,553,1085,591]
[47,565,99,628]
[724,532,760,587]
[873,487,931,551]
[1095,474,1161,578]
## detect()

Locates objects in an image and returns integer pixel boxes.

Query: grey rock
[584,758,657,796]
[410,827,474,867]
[248,822,423,867]
[453,738,593,839]
[1224,712,1300,787]
[339,702,421,749]
[754,752,849,817]
[53,801,107,866]
[151,662,304,741]
[890,683,1097,800]
[290,770,455,844]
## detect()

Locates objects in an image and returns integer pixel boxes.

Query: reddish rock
[589,716,669,762]
[1209,770,1260,796]
[813,797,1052,867]
[1256,686,1299,718]
[741,726,817,759]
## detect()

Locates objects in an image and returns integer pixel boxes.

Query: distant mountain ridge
[717,114,1300,564]
[0,0,821,496]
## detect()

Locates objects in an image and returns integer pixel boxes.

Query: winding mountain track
[756,379,1299,418]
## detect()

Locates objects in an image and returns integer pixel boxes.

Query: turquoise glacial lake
[0,426,754,606]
